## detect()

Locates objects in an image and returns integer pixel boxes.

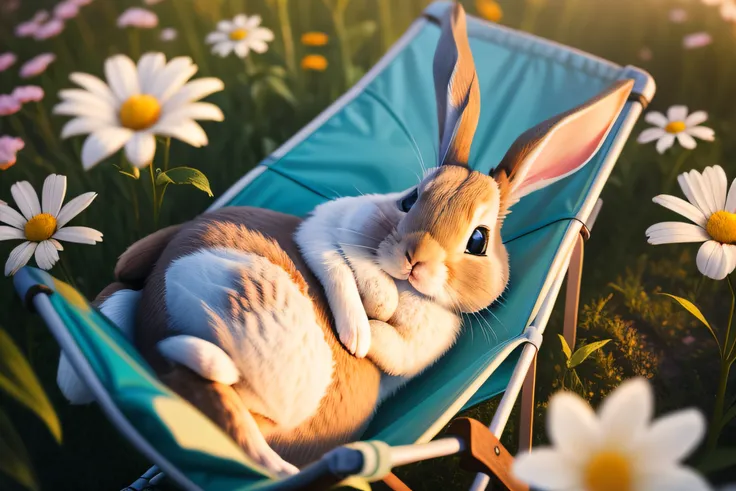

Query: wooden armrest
[446,418,529,491]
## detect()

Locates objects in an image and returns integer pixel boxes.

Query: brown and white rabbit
[57,3,633,477]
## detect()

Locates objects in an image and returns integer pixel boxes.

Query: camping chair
[13,2,655,490]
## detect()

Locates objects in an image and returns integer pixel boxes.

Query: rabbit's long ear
[433,2,480,168]
[492,79,634,203]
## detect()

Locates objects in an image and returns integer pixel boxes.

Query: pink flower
[54,1,80,20]
[117,7,159,29]
[11,86,45,104]
[0,136,25,170]
[15,10,50,38]
[69,0,93,5]
[683,32,713,49]
[34,18,65,40]
[144,0,165,4]
[682,335,696,346]
[19,53,56,79]
[669,8,688,23]
[0,96,21,116]
[160,27,177,41]
[33,10,51,23]
[639,47,653,61]
[0,53,17,72]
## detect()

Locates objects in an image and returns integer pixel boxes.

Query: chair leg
[563,233,585,351]
[517,353,537,453]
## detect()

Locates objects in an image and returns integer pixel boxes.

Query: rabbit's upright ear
[433,2,480,168]
[492,79,634,203]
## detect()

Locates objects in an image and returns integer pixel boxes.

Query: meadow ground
[1,0,736,489]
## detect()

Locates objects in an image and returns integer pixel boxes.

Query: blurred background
[1,0,735,489]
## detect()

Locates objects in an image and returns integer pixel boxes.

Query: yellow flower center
[665,120,686,134]
[301,31,329,46]
[584,451,632,491]
[706,210,736,244]
[301,54,328,71]
[25,213,57,242]
[230,28,248,41]
[119,94,161,131]
[476,0,503,22]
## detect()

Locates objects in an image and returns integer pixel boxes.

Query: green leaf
[0,329,61,443]
[659,293,721,353]
[558,334,572,361]
[697,447,736,474]
[568,339,611,369]
[156,167,213,197]
[0,407,38,491]
[265,76,297,106]
[331,477,371,491]
[345,20,377,57]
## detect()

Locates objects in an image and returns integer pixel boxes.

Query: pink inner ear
[512,82,631,199]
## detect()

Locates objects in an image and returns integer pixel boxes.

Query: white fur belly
[164,247,335,429]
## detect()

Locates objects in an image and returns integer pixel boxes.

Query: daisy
[34,18,65,40]
[683,32,713,49]
[15,10,50,38]
[0,174,102,276]
[117,7,159,29]
[11,86,44,104]
[637,106,714,154]
[0,53,17,72]
[0,136,24,170]
[646,165,736,280]
[54,52,224,169]
[20,53,56,78]
[0,95,21,116]
[513,378,708,491]
[160,27,177,41]
[53,1,80,20]
[206,15,274,58]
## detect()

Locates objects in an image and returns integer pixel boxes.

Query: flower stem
[57,255,78,291]
[276,0,296,75]
[163,137,171,172]
[706,276,736,450]
[149,163,159,229]
[664,150,690,194]
[128,29,140,60]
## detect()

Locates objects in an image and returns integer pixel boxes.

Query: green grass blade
[0,407,39,491]
[558,334,572,362]
[659,293,722,354]
[568,339,611,369]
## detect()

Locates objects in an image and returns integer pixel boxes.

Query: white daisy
[0,174,102,276]
[206,15,274,58]
[646,165,736,280]
[702,0,736,21]
[53,52,225,169]
[513,378,709,491]
[637,105,715,154]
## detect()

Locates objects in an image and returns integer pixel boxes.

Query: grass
[1,0,736,489]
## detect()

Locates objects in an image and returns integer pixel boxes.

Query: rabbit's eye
[465,227,489,256]
[398,188,418,212]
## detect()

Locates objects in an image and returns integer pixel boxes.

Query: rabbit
[56,3,634,478]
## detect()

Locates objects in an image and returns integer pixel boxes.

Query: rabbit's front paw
[336,310,372,358]
[358,274,399,322]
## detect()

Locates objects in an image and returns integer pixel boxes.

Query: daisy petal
[667,105,688,123]
[548,392,600,463]
[645,222,710,245]
[233,14,247,27]
[34,240,59,270]
[0,204,27,229]
[726,178,736,213]
[104,54,140,102]
[205,31,228,44]
[244,15,262,29]
[61,117,111,139]
[250,40,269,54]
[11,181,41,220]
[163,78,224,111]
[679,170,716,216]
[685,110,708,127]
[153,118,208,147]
[0,226,25,241]
[252,27,274,42]
[53,226,103,244]
[645,111,668,128]
[57,192,97,228]
[686,126,715,142]
[69,72,116,106]
[216,20,232,32]
[80,127,133,170]
[137,52,166,91]
[676,132,697,150]
[165,102,224,122]
[42,174,67,217]
[704,166,727,211]
[150,56,197,103]
[49,239,63,251]
[124,133,157,168]
[5,241,37,276]
[234,42,249,58]
[652,195,707,227]
[639,465,711,491]
[599,378,652,451]
[634,409,705,466]
[638,127,666,144]
[697,240,735,280]
[513,449,580,489]
[656,134,675,154]
[53,92,117,124]
[212,42,233,57]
